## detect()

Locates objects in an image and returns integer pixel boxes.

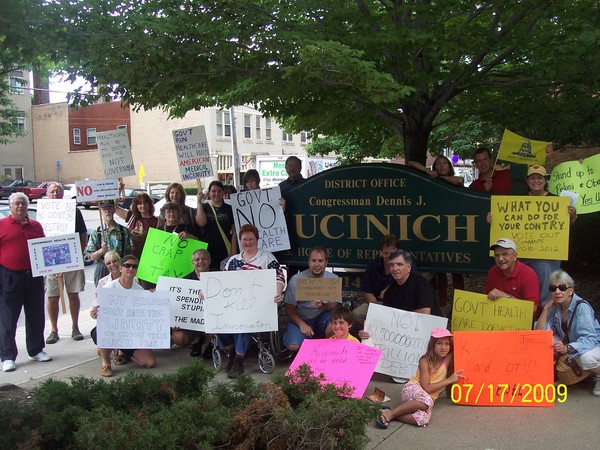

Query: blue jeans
[217,333,251,355]
[283,312,332,349]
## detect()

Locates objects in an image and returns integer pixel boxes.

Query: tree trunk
[402,109,433,165]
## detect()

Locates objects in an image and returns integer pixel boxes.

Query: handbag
[554,300,592,385]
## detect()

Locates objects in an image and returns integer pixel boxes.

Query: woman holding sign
[218,224,285,377]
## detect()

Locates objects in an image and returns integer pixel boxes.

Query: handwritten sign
[172,125,213,181]
[75,179,120,202]
[451,290,534,332]
[36,199,76,236]
[201,270,278,333]
[362,304,448,379]
[490,195,570,260]
[97,129,136,178]
[96,289,171,349]
[137,228,208,283]
[27,233,84,277]
[295,277,342,301]
[156,276,205,331]
[453,330,554,407]
[288,339,382,398]
[230,186,290,252]
[549,153,600,214]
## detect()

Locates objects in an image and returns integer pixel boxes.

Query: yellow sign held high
[497,129,550,165]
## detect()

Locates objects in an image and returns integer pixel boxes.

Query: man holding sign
[283,246,342,352]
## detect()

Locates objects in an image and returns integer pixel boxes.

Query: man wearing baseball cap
[486,238,541,319]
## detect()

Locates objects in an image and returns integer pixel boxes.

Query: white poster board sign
[201,269,278,333]
[27,233,84,277]
[36,199,76,236]
[97,289,171,349]
[172,125,213,181]
[97,129,136,178]
[362,304,448,379]
[230,186,290,252]
[156,276,205,331]
[75,179,120,202]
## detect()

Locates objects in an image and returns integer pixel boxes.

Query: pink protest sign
[288,339,382,398]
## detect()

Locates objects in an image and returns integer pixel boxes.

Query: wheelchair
[211,332,276,374]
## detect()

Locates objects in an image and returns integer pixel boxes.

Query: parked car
[0,179,46,201]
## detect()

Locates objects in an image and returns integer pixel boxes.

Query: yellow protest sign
[490,195,570,260]
[451,290,534,332]
[296,277,342,301]
[497,129,549,165]
[548,153,600,214]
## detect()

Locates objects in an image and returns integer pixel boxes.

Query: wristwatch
[567,344,576,354]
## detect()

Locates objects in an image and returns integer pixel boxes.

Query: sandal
[375,410,390,429]
[113,352,130,365]
[100,365,113,377]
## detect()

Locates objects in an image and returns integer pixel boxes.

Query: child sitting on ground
[330,306,360,342]
[375,328,463,429]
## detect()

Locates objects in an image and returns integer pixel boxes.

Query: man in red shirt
[486,238,541,320]
[469,148,512,194]
[0,193,52,372]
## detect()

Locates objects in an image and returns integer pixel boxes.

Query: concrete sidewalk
[2,285,599,449]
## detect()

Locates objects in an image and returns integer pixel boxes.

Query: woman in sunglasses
[536,270,600,396]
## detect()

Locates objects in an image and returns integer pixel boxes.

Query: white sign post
[97,129,136,178]
[27,233,84,277]
[75,179,120,202]
[362,304,448,379]
[172,125,213,181]
[156,276,206,331]
[230,186,290,252]
[201,270,278,333]
[96,289,171,349]
[36,199,76,236]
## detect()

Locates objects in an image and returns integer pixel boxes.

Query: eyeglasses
[549,284,571,292]
[122,263,138,269]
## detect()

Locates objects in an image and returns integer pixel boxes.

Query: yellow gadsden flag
[139,162,146,184]
[497,129,550,165]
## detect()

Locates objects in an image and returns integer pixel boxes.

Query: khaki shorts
[45,270,86,297]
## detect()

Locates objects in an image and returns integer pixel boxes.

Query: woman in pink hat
[376,327,464,429]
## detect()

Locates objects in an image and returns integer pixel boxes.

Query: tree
[40,0,600,163]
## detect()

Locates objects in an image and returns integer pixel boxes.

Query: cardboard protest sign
[288,339,382,398]
[156,276,205,331]
[27,233,84,277]
[362,304,448,379]
[230,186,290,252]
[96,289,171,349]
[201,269,278,333]
[490,195,570,260]
[97,129,136,178]
[172,125,213,181]
[75,179,120,202]
[295,277,342,301]
[36,199,76,236]
[548,153,600,214]
[453,330,554,407]
[137,228,208,283]
[451,290,534,332]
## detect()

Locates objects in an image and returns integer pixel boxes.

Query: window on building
[255,116,261,140]
[9,71,25,95]
[117,124,127,130]
[11,116,26,132]
[216,110,231,137]
[300,131,309,144]
[282,131,293,143]
[244,114,251,139]
[87,127,97,146]
[265,118,272,141]
[73,128,81,145]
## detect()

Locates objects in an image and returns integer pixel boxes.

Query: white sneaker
[2,360,16,372]
[593,375,600,397]
[28,351,52,362]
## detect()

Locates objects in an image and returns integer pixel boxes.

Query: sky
[48,74,90,103]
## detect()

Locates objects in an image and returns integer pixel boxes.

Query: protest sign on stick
[75,179,120,202]
[230,186,290,252]
[173,125,213,181]
[289,339,382,398]
[97,129,136,178]
[156,276,205,331]
[295,277,342,301]
[137,228,208,283]
[201,270,278,333]
[362,304,448,379]
[37,199,76,236]
[453,330,554,407]
[97,289,171,349]
[548,153,600,214]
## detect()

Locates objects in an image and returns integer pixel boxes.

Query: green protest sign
[137,228,208,283]
[548,153,600,214]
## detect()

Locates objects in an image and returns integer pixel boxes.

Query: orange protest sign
[452,330,557,407]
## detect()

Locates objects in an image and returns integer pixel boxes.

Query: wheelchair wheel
[212,347,223,371]
[258,349,275,374]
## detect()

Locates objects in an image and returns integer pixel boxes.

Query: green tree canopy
[37,0,600,163]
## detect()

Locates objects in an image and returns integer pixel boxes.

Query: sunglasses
[122,263,138,269]
[549,284,571,292]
